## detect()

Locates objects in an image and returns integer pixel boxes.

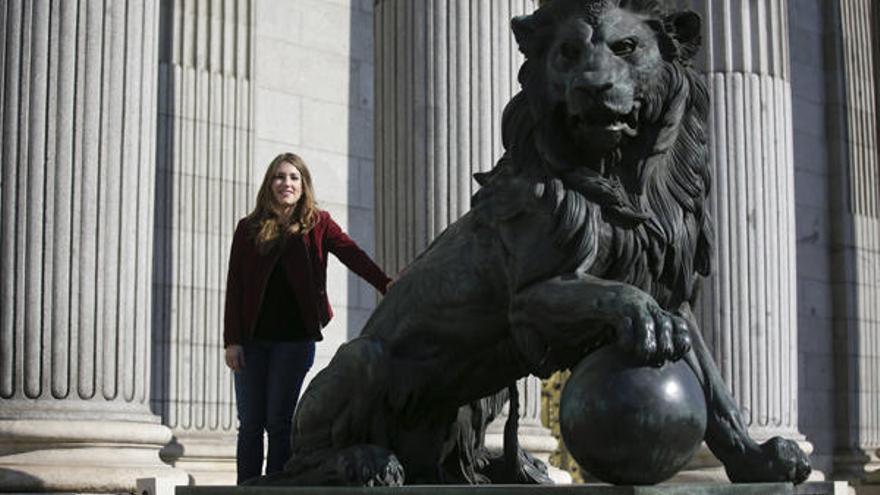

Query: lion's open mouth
[566,103,640,140]
[539,100,643,171]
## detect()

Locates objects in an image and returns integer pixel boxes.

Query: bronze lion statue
[257,0,811,486]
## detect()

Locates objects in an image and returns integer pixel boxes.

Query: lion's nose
[571,79,613,103]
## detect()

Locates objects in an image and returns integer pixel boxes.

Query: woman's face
[272,161,302,209]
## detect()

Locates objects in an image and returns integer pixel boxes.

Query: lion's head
[489,0,712,306]
[509,0,701,167]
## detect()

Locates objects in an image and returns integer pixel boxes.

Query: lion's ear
[664,11,702,61]
[511,15,537,55]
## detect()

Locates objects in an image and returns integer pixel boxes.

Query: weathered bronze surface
[560,346,707,484]
[250,0,812,486]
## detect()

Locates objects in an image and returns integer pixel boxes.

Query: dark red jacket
[224,210,391,347]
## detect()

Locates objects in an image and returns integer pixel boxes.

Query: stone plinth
[176,481,849,495]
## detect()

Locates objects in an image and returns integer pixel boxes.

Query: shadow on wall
[149,0,175,429]
[347,1,375,340]
[0,469,46,491]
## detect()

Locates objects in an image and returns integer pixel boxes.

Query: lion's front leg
[509,273,692,378]
[676,304,811,484]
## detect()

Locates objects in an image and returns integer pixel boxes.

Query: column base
[0,419,189,492]
[850,471,880,495]
[161,431,237,486]
[834,447,880,485]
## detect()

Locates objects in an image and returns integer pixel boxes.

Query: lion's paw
[613,288,692,365]
[725,436,811,485]
[334,445,405,487]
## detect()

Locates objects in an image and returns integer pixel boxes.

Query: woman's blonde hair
[247,152,319,251]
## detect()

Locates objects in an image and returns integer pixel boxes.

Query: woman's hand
[225,345,246,372]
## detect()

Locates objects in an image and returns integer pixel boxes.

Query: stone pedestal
[175,481,851,495]
[373,0,565,483]
[0,0,186,490]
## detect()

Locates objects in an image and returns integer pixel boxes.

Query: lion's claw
[614,289,691,365]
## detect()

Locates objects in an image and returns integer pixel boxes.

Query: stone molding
[0,419,187,492]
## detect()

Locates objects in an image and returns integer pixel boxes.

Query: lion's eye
[559,41,582,61]
[610,38,638,57]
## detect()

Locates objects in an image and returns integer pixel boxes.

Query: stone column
[826,0,880,483]
[0,0,186,491]
[673,0,811,480]
[697,0,803,442]
[151,0,256,485]
[373,0,566,482]
[375,0,528,268]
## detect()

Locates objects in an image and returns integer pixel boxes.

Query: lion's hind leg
[677,305,811,484]
[281,337,404,485]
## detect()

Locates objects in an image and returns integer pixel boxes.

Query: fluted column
[375,0,526,270]
[151,0,255,485]
[672,0,808,480]
[374,0,565,482]
[696,0,802,440]
[0,0,186,491]
[827,0,880,482]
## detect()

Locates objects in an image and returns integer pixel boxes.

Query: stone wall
[822,0,880,484]
[789,0,836,477]
[252,0,379,380]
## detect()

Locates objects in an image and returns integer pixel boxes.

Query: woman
[223,152,391,484]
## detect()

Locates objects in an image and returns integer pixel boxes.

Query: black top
[253,258,309,342]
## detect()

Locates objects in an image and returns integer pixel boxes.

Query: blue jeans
[233,340,315,484]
